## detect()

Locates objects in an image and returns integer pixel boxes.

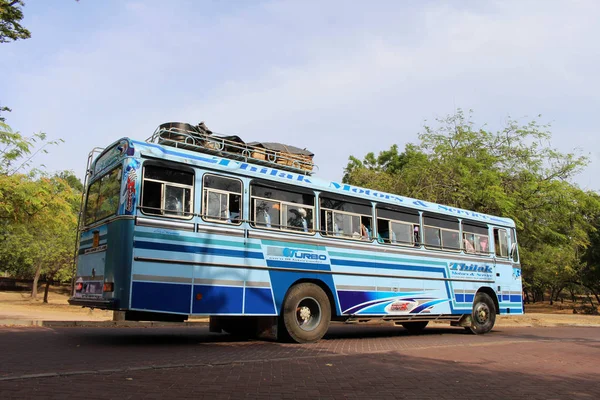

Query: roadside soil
[1,288,599,327]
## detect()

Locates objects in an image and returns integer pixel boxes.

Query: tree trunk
[549,287,555,305]
[43,280,51,303]
[569,287,576,303]
[555,287,564,303]
[31,262,43,299]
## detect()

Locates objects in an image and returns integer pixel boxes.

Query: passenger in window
[166,195,183,216]
[360,224,371,240]
[413,226,420,245]
[479,237,489,253]
[464,237,476,253]
[288,208,308,232]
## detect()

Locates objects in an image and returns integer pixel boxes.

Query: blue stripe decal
[133,140,219,165]
[244,288,276,314]
[455,294,465,303]
[266,260,330,271]
[330,258,442,274]
[134,240,264,259]
[510,295,522,303]
[192,285,243,314]
[411,299,449,314]
[131,281,191,314]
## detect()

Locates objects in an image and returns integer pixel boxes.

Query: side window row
[138,165,513,257]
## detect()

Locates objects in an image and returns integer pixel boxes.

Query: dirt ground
[0,290,112,321]
[1,288,599,327]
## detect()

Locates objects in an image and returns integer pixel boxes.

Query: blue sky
[1,0,598,191]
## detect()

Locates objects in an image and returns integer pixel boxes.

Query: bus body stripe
[133,240,265,259]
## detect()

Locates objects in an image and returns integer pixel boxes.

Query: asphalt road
[1,323,599,399]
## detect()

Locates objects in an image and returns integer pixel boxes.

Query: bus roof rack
[146,122,317,175]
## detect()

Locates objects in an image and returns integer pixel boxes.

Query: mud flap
[451,315,473,327]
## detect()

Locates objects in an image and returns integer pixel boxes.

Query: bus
[69,122,523,343]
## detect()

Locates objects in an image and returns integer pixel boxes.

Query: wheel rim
[473,301,490,325]
[295,296,322,331]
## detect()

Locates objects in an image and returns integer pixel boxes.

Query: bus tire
[282,283,331,343]
[401,321,429,334]
[468,292,496,334]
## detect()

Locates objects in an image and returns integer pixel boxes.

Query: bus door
[192,172,247,315]
[491,226,514,311]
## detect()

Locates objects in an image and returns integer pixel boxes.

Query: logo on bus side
[266,246,329,264]
[385,299,418,314]
[449,263,493,274]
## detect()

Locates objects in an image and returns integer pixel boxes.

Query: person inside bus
[288,208,308,232]
[464,235,476,253]
[413,225,420,246]
[165,194,184,216]
[478,236,489,253]
[360,223,371,240]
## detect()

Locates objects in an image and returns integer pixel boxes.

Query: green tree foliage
[0,122,78,300]
[344,109,600,301]
[0,0,30,43]
[1,121,63,175]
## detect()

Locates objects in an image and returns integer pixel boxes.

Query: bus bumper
[68,297,116,310]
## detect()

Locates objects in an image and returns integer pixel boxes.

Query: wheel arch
[281,278,337,319]
[476,286,500,314]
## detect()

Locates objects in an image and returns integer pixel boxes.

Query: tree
[344,109,598,300]
[1,121,63,175]
[0,0,30,44]
[0,122,77,300]
[0,174,78,299]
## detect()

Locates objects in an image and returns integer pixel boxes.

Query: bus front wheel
[468,292,496,334]
[281,283,331,343]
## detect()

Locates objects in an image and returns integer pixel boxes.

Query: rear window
[84,166,122,226]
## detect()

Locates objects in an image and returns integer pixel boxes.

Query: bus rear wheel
[401,321,429,334]
[281,283,331,343]
[468,292,496,334]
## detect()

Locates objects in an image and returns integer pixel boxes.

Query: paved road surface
[1,323,599,399]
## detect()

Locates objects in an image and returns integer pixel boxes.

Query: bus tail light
[103,282,114,292]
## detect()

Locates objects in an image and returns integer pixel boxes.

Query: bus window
[141,164,194,218]
[84,166,122,226]
[423,214,459,251]
[250,182,314,233]
[511,228,519,262]
[494,228,509,258]
[376,207,419,246]
[462,222,489,254]
[202,174,242,224]
[320,195,372,240]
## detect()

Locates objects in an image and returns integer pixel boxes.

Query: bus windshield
[84,166,122,226]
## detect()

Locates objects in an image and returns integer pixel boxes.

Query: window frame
[83,165,123,227]
[321,208,373,241]
[251,195,315,234]
[461,222,490,255]
[249,180,316,235]
[140,163,194,220]
[201,173,243,226]
[375,206,420,247]
[494,227,509,258]
[422,214,460,252]
[376,217,416,246]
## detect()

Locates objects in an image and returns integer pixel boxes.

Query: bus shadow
[324,322,469,340]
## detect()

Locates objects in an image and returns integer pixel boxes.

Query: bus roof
[104,137,515,228]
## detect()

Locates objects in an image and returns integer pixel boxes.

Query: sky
[1,0,599,191]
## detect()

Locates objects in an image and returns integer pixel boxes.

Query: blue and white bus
[70,123,523,343]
